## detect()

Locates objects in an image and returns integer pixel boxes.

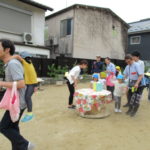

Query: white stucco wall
[0,0,45,45]
[15,45,50,58]
[73,8,128,60]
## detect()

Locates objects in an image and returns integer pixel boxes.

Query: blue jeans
[25,84,36,112]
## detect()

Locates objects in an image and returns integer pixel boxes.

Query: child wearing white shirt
[90,74,106,90]
[113,74,127,113]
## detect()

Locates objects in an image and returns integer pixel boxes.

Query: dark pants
[114,96,121,109]
[128,86,144,107]
[107,86,114,100]
[66,81,75,105]
[25,84,36,112]
[148,84,150,101]
[0,109,28,150]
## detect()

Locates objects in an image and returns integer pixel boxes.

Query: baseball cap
[117,74,124,80]
[93,74,99,79]
[116,66,121,70]
[20,51,32,58]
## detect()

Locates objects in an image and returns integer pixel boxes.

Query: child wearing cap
[112,74,127,113]
[90,74,99,89]
[11,52,38,122]
[116,66,122,77]
[90,74,106,90]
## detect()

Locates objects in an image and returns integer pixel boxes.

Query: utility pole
[66,0,68,7]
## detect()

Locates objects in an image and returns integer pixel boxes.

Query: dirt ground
[0,83,150,150]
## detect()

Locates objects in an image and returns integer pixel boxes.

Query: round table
[74,88,112,119]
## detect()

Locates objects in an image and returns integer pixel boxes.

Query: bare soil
[0,83,150,150]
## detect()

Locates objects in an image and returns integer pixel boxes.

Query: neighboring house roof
[128,18,150,34]
[45,4,129,28]
[18,0,53,11]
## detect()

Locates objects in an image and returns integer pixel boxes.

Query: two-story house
[0,0,53,58]
[45,4,129,60]
[128,18,150,65]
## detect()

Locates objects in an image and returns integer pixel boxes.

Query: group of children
[65,60,128,113]
[90,72,127,113]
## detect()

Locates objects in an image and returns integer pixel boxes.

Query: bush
[47,64,68,80]
[145,66,150,73]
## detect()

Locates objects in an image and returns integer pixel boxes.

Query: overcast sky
[35,0,150,23]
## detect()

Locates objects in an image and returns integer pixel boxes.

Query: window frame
[130,36,141,45]
[60,18,72,38]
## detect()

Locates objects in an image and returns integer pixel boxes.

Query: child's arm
[11,55,24,63]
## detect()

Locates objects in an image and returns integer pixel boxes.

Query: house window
[130,36,141,45]
[60,19,72,37]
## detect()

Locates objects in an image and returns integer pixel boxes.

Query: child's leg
[114,96,119,111]
[25,85,35,112]
[118,97,121,110]
[107,86,115,100]
[111,86,115,100]
[114,97,118,109]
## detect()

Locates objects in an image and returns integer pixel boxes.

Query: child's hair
[105,57,111,61]
[79,60,88,65]
[25,57,32,64]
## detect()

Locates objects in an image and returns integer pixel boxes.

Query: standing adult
[105,57,116,76]
[0,39,34,150]
[124,54,143,117]
[91,55,104,76]
[124,51,145,107]
[66,60,88,109]
[131,51,145,87]
[105,57,116,100]
[12,52,38,122]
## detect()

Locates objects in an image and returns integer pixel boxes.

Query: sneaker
[126,106,133,115]
[118,109,122,113]
[68,105,76,109]
[114,108,118,113]
[28,142,35,150]
[21,114,34,123]
[123,103,129,107]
